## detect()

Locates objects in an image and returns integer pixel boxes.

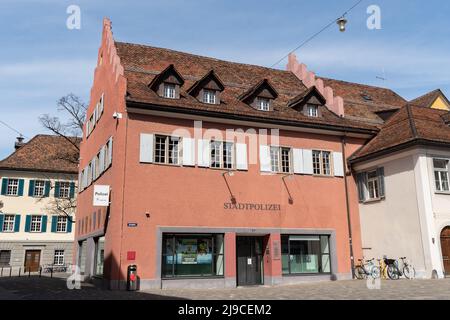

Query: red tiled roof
[321,78,407,124]
[0,135,80,174]
[350,106,450,163]
[115,42,378,133]
[409,89,450,108]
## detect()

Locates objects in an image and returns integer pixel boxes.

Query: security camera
[113,112,123,119]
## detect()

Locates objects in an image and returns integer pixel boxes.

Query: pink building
[75,19,379,289]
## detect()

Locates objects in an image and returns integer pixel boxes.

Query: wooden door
[24,250,41,272]
[441,227,450,276]
[236,237,263,286]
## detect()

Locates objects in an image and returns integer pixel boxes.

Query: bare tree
[39,93,86,151]
[38,94,86,223]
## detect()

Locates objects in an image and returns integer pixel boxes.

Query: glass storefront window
[281,235,331,275]
[162,234,224,278]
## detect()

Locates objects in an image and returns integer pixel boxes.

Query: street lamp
[337,17,347,32]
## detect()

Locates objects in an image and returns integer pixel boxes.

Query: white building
[350,105,450,278]
[0,135,79,272]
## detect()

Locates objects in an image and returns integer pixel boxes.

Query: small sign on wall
[272,240,281,260]
[93,185,110,207]
[127,251,136,261]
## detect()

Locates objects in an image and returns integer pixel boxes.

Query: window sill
[363,197,385,204]
[435,191,450,195]
[282,272,332,277]
[312,174,333,179]
[162,275,225,280]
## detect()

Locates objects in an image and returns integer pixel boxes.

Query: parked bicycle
[354,258,381,280]
[383,257,415,280]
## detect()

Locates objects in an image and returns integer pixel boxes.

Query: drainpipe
[341,136,355,279]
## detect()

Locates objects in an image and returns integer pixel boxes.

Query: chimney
[14,136,25,150]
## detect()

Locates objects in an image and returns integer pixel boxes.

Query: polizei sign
[224,202,281,211]
[93,185,110,207]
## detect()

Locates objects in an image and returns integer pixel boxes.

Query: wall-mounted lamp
[337,17,347,32]
[282,174,294,204]
[113,112,123,119]
[145,212,150,218]
[222,171,236,204]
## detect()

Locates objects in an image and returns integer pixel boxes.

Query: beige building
[0,135,79,272]
[350,105,450,278]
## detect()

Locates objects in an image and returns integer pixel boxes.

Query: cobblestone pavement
[0,276,449,300]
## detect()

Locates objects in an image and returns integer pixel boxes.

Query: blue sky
[1,0,449,159]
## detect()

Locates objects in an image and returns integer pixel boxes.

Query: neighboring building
[75,19,381,289]
[350,105,450,278]
[410,89,450,111]
[0,135,79,272]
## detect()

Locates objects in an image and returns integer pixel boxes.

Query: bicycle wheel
[403,265,415,279]
[387,265,400,280]
[370,266,381,279]
[354,266,367,280]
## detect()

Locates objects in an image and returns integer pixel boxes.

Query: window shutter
[51,216,57,233]
[25,215,31,232]
[356,172,367,202]
[293,148,304,174]
[44,181,51,197]
[41,216,47,233]
[28,180,35,197]
[107,137,113,167]
[92,157,97,180]
[139,133,154,163]
[302,149,314,175]
[69,182,75,198]
[99,146,105,173]
[377,167,385,198]
[333,152,344,177]
[182,137,195,166]
[236,143,248,171]
[1,178,7,195]
[18,179,24,196]
[0,215,4,232]
[259,145,271,172]
[67,219,73,233]
[14,215,20,232]
[54,182,60,198]
[197,139,210,167]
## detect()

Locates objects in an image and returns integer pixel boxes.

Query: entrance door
[441,227,450,276]
[236,237,264,286]
[24,250,41,272]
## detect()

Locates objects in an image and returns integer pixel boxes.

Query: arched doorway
[441,227,450,276]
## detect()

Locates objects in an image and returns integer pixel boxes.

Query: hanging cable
[270,0,365,68]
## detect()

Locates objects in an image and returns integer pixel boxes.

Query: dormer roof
[148,64,185,91]
[187,70,225,96]
[239,79,278,103]
[288,86,326,110]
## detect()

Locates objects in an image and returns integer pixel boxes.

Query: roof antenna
[376,68,387,88]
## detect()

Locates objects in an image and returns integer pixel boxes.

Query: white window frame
[34,180,45,197]
[154,135,181,165]
[53,250,65,266]
[58,182,71,199]
[257,97,270,111]
[433,158,450,192]
[210,141,234,169]
[203,90,217,104]
[6,179,19,196]
[163,83,176,99]
[367,170,380,200]
[2,215,15,233]
[307,104,319,117]
[312,150,332,176]
[270,146,292,173]
[30,215,43,233]
[56,216,68,233]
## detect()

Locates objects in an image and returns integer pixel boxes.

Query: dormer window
[257,98,270,111]
[148,64,184,100]
[164,83,176,99]
[203,90,217,104]
[306,104,319,117]
[239,79,278,112]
